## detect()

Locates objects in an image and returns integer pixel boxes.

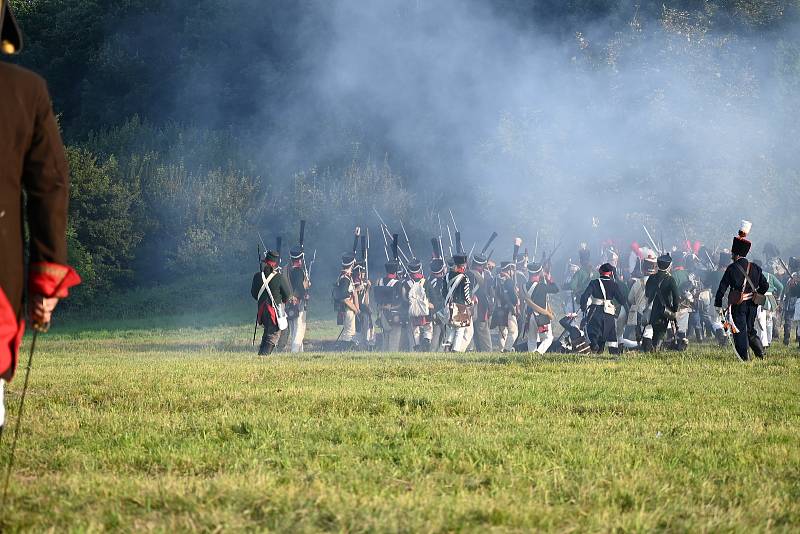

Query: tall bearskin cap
[1,1,23,55]
[731,220,752,257]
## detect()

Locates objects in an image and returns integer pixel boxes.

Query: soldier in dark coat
[469,254,493,352]
[714,222,769,361]
[580,263,626,354]
[251,250,292,355]
[1,3,80,426]
[645,254,681,351]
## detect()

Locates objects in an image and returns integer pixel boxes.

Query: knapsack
[408,279,430,318]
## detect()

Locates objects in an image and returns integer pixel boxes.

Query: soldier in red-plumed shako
[714,221,768,361]
[580,263,627,354]
[251,250,292,355]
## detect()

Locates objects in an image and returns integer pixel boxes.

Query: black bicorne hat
[1,1,23,55]
[657,253,672,270]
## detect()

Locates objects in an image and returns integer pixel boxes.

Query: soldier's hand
[29,295,59,327]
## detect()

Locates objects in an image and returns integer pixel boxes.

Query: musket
[276,236,282,259]
[399,219,415,258]
[480,231,498,255]
[704,249,716,271]
[307,249,316,280]
[455,231,463,255]
[380,223,411,264]
[378,223,391,261]
[446,225,454,258]
[257,231,267,254]
[467,242,476,263]
[449,209,459,233]
[364,229,370,280]
[642,224,660,254]
[513,237,522,263]
[299,220,306,248]
[533,231,539,262]
[353,227,361,254]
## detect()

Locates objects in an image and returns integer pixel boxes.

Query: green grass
[1,319,798,532]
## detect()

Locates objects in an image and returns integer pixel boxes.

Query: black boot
[641,338,654,353]
[419,338,432,352]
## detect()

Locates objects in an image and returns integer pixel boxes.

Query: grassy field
[0,318,798,532]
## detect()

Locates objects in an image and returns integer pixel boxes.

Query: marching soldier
[626,255,656,350]
[1,1,81,428]
[333,253,359,351]
[375,259,403,352]
[286,246,310,352]
[251,250,292,355]
[495,262,520,352]
[580,263,626,354]
[644,254,680,351]
[469,253,493,352]
[405,259,433,351]
[714,222,768,361]
[426,257,447,351]
[752,259,783,350]
[522,262,559,354]
[353,259,375,350]
[442,253,473,352]
[704,252,731,346]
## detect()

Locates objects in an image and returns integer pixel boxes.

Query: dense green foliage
[1,325,798,531]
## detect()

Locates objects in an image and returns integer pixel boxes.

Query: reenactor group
[251,217,800,362]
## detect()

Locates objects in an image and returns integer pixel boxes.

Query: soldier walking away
[626,255,656,350]
[333,253,359,351]
[1,2,81,429]
[469,253,494,352]
[251,250,292,355]
[782,257,800,346]
[522,262,559,354]
[580,263,626,354]
[375,259,404,352]
[704,252,731,346]
[286,246,310,353]
[426,256,447,352]
[714,221,768,361]
[353,259,374,350]
[442,253,473,352]
[752,259,783,351]
[495,262,520,352]
[405,259,433,351]
[644,254,680,351]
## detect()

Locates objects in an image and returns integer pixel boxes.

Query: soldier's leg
[431,323,443,352]
[474,322,492,352]
[388,324,402,352]
[755,306,769,348]
[651,322,667,351]
[730,305,750,361]
[527,315,538,352]
[746,304,765,358]
[276,327,289,351]
[603,315,619,354]
[505,313,518,351]
[418,323,433,351]
[535,324,554,354]
[290,310,306,353]
[498,326,508,351]
[259,324,281,355]
[452,326,470,353]
[339,310,357,350]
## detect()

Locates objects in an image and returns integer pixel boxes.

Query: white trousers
[448,324,474,352]
[288,310,306,353]
[497,312,519,351]
[756,306,773,347]
[527,315,554,354]
[341,309,356,342]
[410,322,434,346]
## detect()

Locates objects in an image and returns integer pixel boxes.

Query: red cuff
[0,288,25,382]
[29,262,81,298]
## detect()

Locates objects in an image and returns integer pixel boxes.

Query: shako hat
[354,260,366,271]
[657,253,672,270]
[731,220,752,257]
[290,246,304,259]
[407,258,422,274]
[1,0,23,55]
[500,261,515,271]
[385,260,400,273]
[472,253,488,266]
[264,250,280,263]
[599,263,615,276]
[430,258,445,273]
[341,253,356,268]
[452,253,468,266]
[527,262,543,274]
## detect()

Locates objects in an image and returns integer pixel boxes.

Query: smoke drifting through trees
[12,1,800,301]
